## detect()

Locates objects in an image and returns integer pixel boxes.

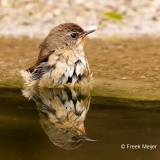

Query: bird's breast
[37,50,90,87]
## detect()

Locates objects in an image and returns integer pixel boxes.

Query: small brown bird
[22,87,96,150]
[21,23,95,87]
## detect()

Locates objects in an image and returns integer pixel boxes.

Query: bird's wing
[26,49,54,73]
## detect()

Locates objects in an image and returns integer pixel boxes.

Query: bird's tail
[20,70,37,87]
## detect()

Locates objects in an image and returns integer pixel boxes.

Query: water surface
[0,88,160,160]
[1,36,160,99]
[1,36,160,160]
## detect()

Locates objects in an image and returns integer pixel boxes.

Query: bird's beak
[80,29,96,38]
[79,124,97,141]
[80,125,87,135]
[81,135,97,142]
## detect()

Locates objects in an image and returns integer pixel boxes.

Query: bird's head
[45,23,95,50]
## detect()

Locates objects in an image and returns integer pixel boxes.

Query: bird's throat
[82,36,86,46]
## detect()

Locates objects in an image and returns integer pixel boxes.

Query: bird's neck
[59,45,85,62]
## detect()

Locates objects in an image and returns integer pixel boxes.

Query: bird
[22,86,96,150]
[21,23,95,87]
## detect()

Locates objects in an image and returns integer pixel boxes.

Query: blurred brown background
[1,0,160,37]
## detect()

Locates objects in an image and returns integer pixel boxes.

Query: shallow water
[1,36,160,99]
[0,88,160,160]
[1,36,160,160]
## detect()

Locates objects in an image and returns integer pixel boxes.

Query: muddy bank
[0,36,160,100]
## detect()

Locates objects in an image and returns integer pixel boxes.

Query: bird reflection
[22,86,96,150]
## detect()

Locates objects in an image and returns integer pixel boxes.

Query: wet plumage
[22,87,96,150]
[21,23,95,87]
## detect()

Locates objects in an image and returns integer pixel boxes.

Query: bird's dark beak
[81,135,97,142]
[80,29,96,38]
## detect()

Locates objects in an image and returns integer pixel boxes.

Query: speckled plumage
[22,87,96,150]
[21,23,95,87]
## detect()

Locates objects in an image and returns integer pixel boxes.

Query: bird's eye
[70,33,77,38]
[71,136,77,141]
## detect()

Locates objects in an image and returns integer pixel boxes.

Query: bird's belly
[38,58,90,87]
